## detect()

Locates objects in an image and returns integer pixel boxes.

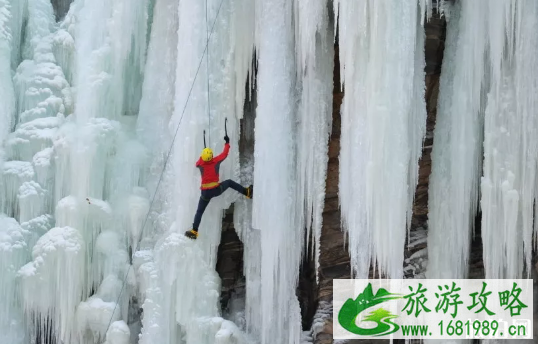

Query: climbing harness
[104,0,227,335]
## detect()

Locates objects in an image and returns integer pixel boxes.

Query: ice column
[426,0,488,279]
[2,1,70,341]
[293,0,334,280]
[19,226,86,344]
[252,0,302,343]
[426,0,538,281]
[0,0,15,149]
[336,0,427,279]
[137,0,178,157]
[7,0,26,70]
[0,216,27,344]
[135,0,255,342]
[169,0,249,263]
[480,0,538,279]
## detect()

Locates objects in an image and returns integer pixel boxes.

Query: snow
[335,0,427,279]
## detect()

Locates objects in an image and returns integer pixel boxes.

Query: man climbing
[185,134,253,240]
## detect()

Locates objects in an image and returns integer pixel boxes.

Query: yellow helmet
[201,148,213,161]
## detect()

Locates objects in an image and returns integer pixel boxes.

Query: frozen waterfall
[0,0,536,343]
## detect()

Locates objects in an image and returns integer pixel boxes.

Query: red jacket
[196,143,230,190]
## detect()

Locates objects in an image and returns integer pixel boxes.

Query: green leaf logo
[338,283,403,336]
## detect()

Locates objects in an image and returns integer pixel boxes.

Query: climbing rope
[104,0,226,335]
[206,0,212,147]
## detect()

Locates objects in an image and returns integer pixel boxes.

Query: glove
[224,135,229,144]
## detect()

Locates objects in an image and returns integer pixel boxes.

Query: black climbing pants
[192,179,246,230]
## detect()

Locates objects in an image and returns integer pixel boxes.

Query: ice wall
[335,0,427,279]
[5,0,537,343]
[134,0,256,342]
[426,0,487,280]
[0,0,152,342]
[0,10,18,340]
[0,0,14,147]
[427,0,538,282]
[252,0,302,341]
[480,0,538,279]
[294,0,334,281]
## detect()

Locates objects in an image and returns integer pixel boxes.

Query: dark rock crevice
[51,0,73,21]
[216,211,245,314]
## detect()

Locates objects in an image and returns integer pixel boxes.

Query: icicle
[426,0,487,279]
[7,0,27,70]
[1,161,35,218]
[0,0,15,149]
[0,215,27,344]
[230,0,255,117]
[293,0,334,283]
[480,0,538,279]
[252,0,302,343]
[19,226,86,344]
[137,0,178,154]
[427,0,538,283]
[137,231,247,343]
[336,0,427,279]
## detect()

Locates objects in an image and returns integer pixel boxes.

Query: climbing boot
[185,229,198,240]
[245,185,253,199]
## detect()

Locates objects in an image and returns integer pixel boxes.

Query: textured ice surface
[0,0,15,149]
[4,0,537,343]
[0,215,27,343]
[104,321,131,344]
[294,0,334,282]
[427,0,538,282]
[426,0,486,280]
[19,226,85,344]
[135,232,247,344]
[335,0,427,279]
[479,0,538,279]
[252,1,302,343]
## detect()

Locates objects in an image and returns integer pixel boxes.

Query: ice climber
[185,134,253,240]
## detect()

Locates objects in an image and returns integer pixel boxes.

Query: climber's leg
[186,194,211,239]
[193,195,211,230]
[219,179,248,195]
